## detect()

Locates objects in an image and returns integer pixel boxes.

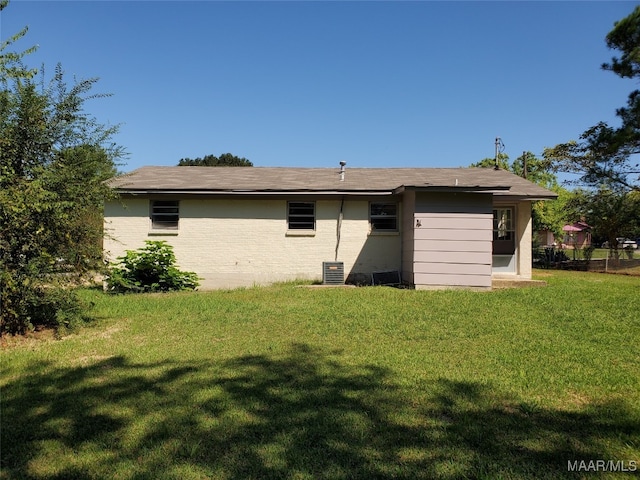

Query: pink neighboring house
[561,221,592,249]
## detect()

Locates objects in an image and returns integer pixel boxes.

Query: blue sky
[2,1,637,172]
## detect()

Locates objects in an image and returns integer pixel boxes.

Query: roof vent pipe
[339,161,346,181]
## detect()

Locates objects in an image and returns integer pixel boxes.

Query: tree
[530,183,574,242]
[0,1,37,81]
[470,151,570,238]
[566,188,640,256]
[1,5,123,334]
[544,5,640,192]
[470,153,510,170]
[512,151,558,189]
[473,151,559,188]
[177,153,253,166]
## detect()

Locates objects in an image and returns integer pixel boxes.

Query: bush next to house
[105,241,199,293]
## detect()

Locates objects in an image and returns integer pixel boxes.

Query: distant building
[561,221,592,249]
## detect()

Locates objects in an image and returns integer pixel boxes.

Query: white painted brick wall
[104,197,401,289]
[104,196,536,288]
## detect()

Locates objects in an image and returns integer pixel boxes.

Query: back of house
[104,165,556,290]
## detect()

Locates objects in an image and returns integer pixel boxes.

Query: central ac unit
[322,261,344,285]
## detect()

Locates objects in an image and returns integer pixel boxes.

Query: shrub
[0,271,87,335]
[623,245,634,260]
[105,241,199,294]
[582,245,596,262]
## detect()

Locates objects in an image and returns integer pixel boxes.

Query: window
[288,201,315,230]
[151,200,179,230]
[493,207,515,254]
[370,202,398,232]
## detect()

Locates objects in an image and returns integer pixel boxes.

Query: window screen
[151,200,179,229]
[370,203,398,231]
[288,202,315,230]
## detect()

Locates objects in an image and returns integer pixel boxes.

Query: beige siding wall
[401,190,416,284]
[412,193,493,289]
[104,197,401,289]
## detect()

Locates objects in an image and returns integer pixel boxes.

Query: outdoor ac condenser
[322,262,344,285]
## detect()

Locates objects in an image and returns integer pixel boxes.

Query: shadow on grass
[2,344,638,479]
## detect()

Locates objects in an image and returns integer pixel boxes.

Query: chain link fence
[533,246,640,273]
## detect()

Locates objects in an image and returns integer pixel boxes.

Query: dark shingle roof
[109,166,557,199]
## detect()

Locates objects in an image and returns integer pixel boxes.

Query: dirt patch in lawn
[492,279,548,289]
[1,328,57,349]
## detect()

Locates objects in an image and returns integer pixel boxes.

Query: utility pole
[494,137,504,170]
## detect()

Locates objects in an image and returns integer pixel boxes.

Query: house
[104,165,557,290]
[561,221,592,249]
[537,221,592,249]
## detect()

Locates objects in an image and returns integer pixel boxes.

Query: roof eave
[493,193,559,201]
[113,188,397,196]
[393,185,512,195]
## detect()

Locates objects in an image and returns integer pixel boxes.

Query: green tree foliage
[177,153,253,166]
[511,152,572,239]
[470,151,570,237]
[1,5,123,334]
[544,6,640,192]
[567,188,640,254]
[0,1,37,81]
[472,152,558,189]
[511,151,558,189]
[105,241,199,294]
[470,153,510,170]
[531,184,574,241]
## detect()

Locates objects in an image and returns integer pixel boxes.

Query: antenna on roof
[494,137,505,170]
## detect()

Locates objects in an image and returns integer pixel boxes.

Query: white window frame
[493,207,515,255]
[370,202,398,232]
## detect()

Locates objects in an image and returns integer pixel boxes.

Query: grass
[591,248,639,260]
[2,271,639,479]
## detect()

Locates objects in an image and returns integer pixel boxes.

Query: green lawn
[591,248,639,260]
[2,271,639,479]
